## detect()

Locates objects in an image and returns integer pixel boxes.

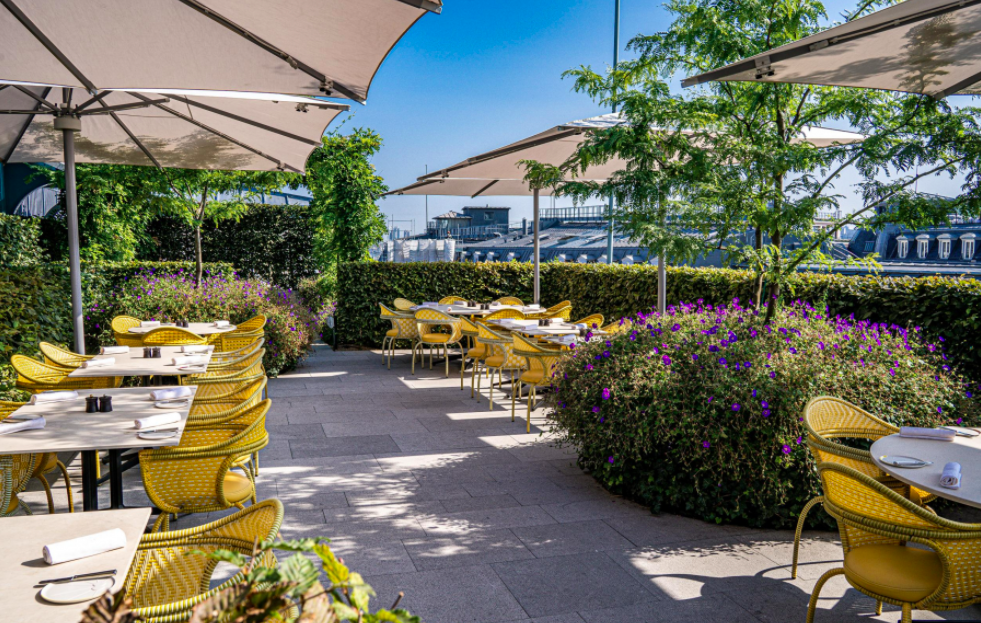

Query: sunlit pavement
[33,344,981,622]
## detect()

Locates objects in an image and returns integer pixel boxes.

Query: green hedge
[0,214,43,268]
[142,204,318,288]
[337,262,981,378]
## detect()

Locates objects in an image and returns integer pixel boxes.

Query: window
[938,235,952,260]
[485,212,493,221]
[916,235,930,259]
[896,236,909,259]
[962,234,976,260]
[864,241,874,253]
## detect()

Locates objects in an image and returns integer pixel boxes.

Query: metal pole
[56,115,85,354]
[657,252,666,315]
[606,0,620,265]
[424,164,429,237]
[533,188,540,305]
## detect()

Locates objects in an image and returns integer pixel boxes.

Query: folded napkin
[29,391,78,405]
[421,302,438,307]
[899,426,956,441]
[180,345,210,353]
[213,320,230,328]
[100,346,130,355]
[135,412,181,430]
[0,416,45,435]
[43,528,126,565]
[574,323,587,329]
[80,357,115,369]
[140,320,161,328]
[527,304,542,309]
[150,386,193,401]
[171,355,206,366]
[941,462,962,489]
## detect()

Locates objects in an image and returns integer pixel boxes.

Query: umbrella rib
[100,101,161,169]
[10,84,57,111]
[127,92,302,173]
[0,0,98,92]
[935,67,981,99]
[421,128,583,179]
[172,0,364,103]
[681,0,981,87]
[471,180,499,198]
[162,93,341,147]
[1,86,51,163]
[81,98,171,115]
[393,0,442,13]
[75,91,112,113]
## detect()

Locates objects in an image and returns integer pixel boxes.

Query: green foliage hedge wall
[0,214,43,268]
[338,262,981,378]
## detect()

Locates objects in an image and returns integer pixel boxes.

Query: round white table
[871,431,981,509]
[128,322,236,336]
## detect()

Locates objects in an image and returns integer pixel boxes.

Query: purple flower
[719,358,727,366]
[752,389,757,398]
[608,456,615,464]
[782,445,791,455]
[707,396,714,403]
[763,409,771,417]
[592,406,601,413]
[702,441,711,448]
[761,400,769,408]
[602,388,612,401]
[732,403,740,411]
[586,364,594,371]
[671,323,681,332]
[662,355,672,365]
[603,351,611,358]
[692,354,699,361]
[769,371,776,379]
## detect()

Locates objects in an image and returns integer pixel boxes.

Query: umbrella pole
[56,116,85,354]
[533,188,540,305]
[657,252,666,315]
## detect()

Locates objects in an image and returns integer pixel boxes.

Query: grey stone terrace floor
[22,344,981,622]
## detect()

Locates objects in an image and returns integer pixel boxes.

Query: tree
[524,0,981,321]
[153,169,301,284]
[305,128,388,280]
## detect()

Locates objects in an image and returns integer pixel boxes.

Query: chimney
[522,218,528,235]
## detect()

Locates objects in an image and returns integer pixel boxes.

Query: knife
[38,569,116,585]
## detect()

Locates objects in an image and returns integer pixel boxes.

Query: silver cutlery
[38,569,116,585]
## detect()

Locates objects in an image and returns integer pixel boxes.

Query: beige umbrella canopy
[0,0,441,102]
[681,0,981,99]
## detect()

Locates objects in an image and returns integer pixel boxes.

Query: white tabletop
[491,318,606,337]
[0,386,194,454]
[0,507,150,623]
[411,304,544,317]
[871,430,981,509]
[69,346,213,378]
[127,322,236,336]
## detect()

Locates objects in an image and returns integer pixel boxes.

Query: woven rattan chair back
[394,298,416,311]
[572,314,605,329]
[39,342,91,369]
[142,327,208,347]
[439,295,468,304]
[494,296,524,306]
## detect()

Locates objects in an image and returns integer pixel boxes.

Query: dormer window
[896,235,909,259]
[962,233,976,260]
[938,234,952,260]
[916,235,930,259]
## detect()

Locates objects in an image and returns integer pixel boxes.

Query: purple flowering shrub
[88,268,317,375]
[546,299,981,529]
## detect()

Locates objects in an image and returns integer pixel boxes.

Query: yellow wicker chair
[218,316,266,352]
[11,354,122,392]
[380,303,419,369]
[189,377,266,416]
[125,499,284,623]
[458,316,488,396]
[439,295,468,304]
[494,296,524,306]
[112,315,144,348]
[513,334,565,432]
[793,396,935,578]
[808,462,981,623]
[394,298,416,311]
[212,337,263,362]
[180,349,265,389]
[187,379,267,427]
[572,314,605,329]
[602,319,633,334]
[0,401,71,514]
[474,321,526,411]
[39,342,92,369]
[142,327,208,347]
[140,400,271,532]
[485,308,526,321]
[530,300,572,320]
[412,308,464,377]
[0,450,37,516]
[184,360,266,400]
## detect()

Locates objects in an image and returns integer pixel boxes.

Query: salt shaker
[99,395,113,412]
[85,395,99,413]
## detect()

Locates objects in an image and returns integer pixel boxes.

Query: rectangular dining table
[411,304,545,317]
[1,386,195,511]
[69,345,214,379]
[1,508,150,623]
[126,322,237,336]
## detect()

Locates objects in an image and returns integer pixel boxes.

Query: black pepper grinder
[152,347,161,358]
[143,346,152,358]
[85,395,99,413]
[99,395,112,412]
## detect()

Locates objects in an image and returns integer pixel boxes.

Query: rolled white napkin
[0,416,45,435]
[171,355,206,366]
[140,320,161,328]
[574,323,587,329]
[135,412,181,430]
[422,302,437,307]
[29,391,78,405]
[150,386,193,401]
[527,304,541,309]
[180,345,210,353]
[100,346,130,355]
[490,302,502,308]
[43,528,126,565]
[899,426,956,442]
[213,320,230,328]
[80,357,115,369]
[941,462,962,489]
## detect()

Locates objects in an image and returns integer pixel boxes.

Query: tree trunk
[753,227,764,306]
[194,224,204,287]
[763,232,782,324]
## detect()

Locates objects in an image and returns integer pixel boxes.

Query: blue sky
[333,0,965,234]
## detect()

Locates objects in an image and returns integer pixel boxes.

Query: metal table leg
[81,450,99,511]
[108,449,124,509]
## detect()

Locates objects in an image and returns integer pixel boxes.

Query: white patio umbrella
[0,83,348,352]
[0,0,441,103]
[681,0,981,99]
[386,112,864,310]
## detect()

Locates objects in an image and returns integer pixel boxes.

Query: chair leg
[37,474,55,514]
[56,460,75,513]
[488,368,494,410]
[511,372,517,422]
[793,496,824,579]
[152,512,170,532]
[461,354,467,390]
[875,601,882,616]
[411,343,418,375]
[472,360,479,398]
[445,344,449,377]
[901,603,912,623]
[806,568,844,623]
[382,337,389,366]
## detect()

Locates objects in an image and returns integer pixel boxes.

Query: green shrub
[548,300,981,529]
[297,273,337,342]
[0,214,43,268]
[87,267,315,375]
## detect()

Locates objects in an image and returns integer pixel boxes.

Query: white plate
[880,455,933,469]
[154,400,188,409]
[943,426,981,437]
[177,365,207,371]
[39,577,115,604]
[138,430,179,441]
